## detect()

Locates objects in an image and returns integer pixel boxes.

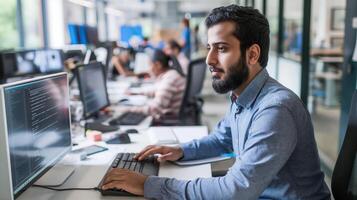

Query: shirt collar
[230,68,269,108]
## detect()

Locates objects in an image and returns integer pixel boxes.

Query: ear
[246,44,261,66]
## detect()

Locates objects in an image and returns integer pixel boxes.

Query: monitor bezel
[75,61,110,119]
[0,72,72,198]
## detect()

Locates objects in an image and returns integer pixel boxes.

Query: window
[0,0,18,50]
[266,0,279,52]
[283,0,303,61]
[21,0,44,48]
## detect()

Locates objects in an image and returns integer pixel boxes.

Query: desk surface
[18,126,211,200]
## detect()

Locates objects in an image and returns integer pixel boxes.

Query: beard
[211,57,249,94]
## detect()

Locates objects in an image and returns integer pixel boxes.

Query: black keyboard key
[128,162,136,171]
[127,153,135,161]
[111,160,119,168]
[117,153,124,160]
[117,161,125,169]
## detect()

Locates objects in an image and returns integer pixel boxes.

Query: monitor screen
[3,73,71,197]
[15,50,38,76]
[35,49,64,73]
[76,62,109,118]
[0,49,64,80]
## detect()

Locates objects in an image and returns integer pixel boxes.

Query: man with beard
[100,5,331,199]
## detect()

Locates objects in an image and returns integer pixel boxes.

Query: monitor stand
[35,164,76,187]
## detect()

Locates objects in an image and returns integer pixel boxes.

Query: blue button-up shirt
[144,69,331,199]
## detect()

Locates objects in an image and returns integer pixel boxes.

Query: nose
[206,49,218,67]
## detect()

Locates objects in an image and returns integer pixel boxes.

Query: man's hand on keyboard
[134,145,183,162]
[101,168,148,195]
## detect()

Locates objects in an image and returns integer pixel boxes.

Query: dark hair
[205,5,270,67]
[182,18,190,27]
[168,39,182,52]
[151,49,185,77]
[151,49,170,69]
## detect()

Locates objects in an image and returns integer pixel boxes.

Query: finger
[138,147,162,161]
[134,145,156,159]
[103,169,129,184]
[103,174,126,185]
[102,168,122,181]
[102,180,124,190]
[157,152,173,162]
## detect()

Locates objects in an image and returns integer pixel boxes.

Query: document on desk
[173,153,235,166]
[148,127,179,144]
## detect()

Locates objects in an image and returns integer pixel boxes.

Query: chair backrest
[178,58,207,123]
[332,90,357,200]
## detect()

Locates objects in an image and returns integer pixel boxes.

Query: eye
[217,46,227,52]
[206,45,211,50]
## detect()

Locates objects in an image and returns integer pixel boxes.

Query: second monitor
[75,62,147,128]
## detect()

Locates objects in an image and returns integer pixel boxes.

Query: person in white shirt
[126,49,186,120]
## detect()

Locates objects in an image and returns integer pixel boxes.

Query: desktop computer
[75,62,110,119]
[75,62,118,132]
[75,62,147,130]
[0,49,64,82]
[0,73,72,199]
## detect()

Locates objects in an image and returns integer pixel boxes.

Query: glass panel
[265,0,279,79]
[254,0,264,14]
[266,0,279,52]
[64,1,85,24]
[0,0,18,50]
[86,7,97,26]
[309,0,346,169]
[282,0,303,61]
[21,0,44,48]
[246,0,254,7]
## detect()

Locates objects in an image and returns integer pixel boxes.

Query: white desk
[18,126,211,200]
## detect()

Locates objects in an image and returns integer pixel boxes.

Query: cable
[32,184,101,192]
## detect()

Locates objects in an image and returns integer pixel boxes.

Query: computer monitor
[134,52,150,74]
[0,73,71,199]
[14,50,39,76]
[0,49,64,81]
[75,62,109,119]
[35,49,64,74]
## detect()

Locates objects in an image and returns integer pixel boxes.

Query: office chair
[170,56,186,77]
[331,90,357,200]
[156,57,207,126]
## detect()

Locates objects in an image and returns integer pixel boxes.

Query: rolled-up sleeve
[144,105,298,200]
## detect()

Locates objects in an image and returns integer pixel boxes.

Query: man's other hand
[134,145,184,162]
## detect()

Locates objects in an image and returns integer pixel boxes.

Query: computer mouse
[125,129,139,134]
[117,133,131,144]
[105,133,131,144]
[118,98,129,103]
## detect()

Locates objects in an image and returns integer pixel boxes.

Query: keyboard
[109,112,147,126]
[98,153,159,196]
[85,122,119,133]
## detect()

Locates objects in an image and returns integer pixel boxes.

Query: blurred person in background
[164,39,189,75]
[181,18,191,59]
[122,49,186,120]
